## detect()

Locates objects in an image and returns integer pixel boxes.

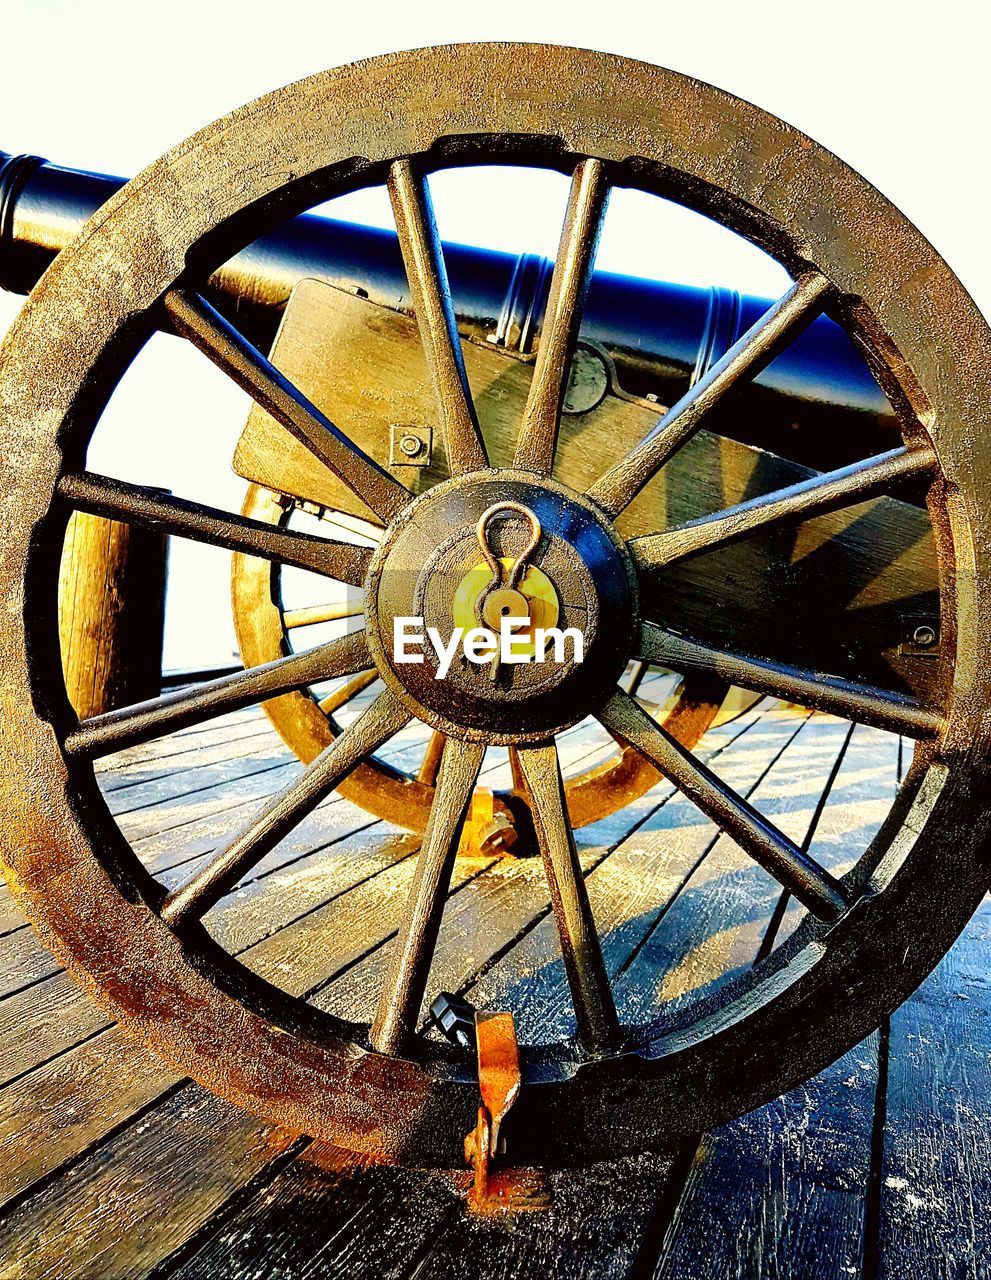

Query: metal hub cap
[364,472,638,741]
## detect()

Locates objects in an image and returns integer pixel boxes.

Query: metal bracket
[428,991,477,1050]
[389,422,433,467]
[899,613,940,658]
[462,1010,550,1214]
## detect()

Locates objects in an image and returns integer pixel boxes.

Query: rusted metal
[0,45,986,1174]
[463,1012,550,1214]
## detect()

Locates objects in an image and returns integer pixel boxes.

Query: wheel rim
[1,43,989,1166]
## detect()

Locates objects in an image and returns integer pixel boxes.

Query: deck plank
[0,716,607,1215]
[471,704,803,1041]
[0,695,984,1279]
[653,723,900,1279]
[875,893,991,1278]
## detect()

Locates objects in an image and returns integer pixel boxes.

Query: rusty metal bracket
[463,1011,550,1214]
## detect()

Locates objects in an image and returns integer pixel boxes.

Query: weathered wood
[1,694,986,1278]
[233,280,937,699]
[653,724,900,1279]
[600,693,849,921]
[0,1083,301,1279]
[58,507,167,718]
[613,713,851,1022]
[875,893,991,1277]
[471,704,797,1041]
[159,1146,464,1280]
[658,1034,881,1280]
[0,724,577,1206]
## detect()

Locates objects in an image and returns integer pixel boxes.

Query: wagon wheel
[1,44,988,1166]
[230,480,726,844]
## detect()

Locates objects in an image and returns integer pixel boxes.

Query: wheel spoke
[161,689,410,929]
[370,739,486,1054]
[508,745,526,795]
[600,689,849,922]
[318,668,378,716]
[59,472,370,585]
[163,289,409,522]
[638,623,943,739]
[632,445,937,569]
[514,158,610,475]
[67,631,370,758]
[283,600,363,629]
[417,730,446,785]
[514,742,619,1049]
[388,159,487,474]
[625,661,649,697]
[589,273,832,516]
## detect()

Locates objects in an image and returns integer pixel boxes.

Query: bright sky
[2,2,987,668]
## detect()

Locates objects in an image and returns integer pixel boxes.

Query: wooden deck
[0,690,988,1279]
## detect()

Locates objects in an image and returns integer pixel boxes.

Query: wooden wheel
[0,44,986,1167]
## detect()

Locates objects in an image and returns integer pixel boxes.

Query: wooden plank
[124,716,743,1280]
[267,709,782,1276]
[157,1144,681,1280]
[0,706,716,1266]
[158,1146,463,1280]
[875,893,991,1277]
[99,723,282,795]
[92,702,267,772]
[0,1083,300,1279]
[658,1033,880,1279]
[613,712,852,1025]
[311,705,772,1031]
[0,726,572,1206]
[0,716,598,1003]
[772,723,900,948]
[0,839,501,1248]
[402,711,855,1280]
[0,831,450,1209]
[0,807,395,1088]
[100,721,277,788]
[654,723,900,1278]
[104,740,295,819]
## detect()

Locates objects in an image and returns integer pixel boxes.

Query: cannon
[0,143,923,840]
[0,44,981,1175]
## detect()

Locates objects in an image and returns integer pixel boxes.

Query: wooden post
[58,508,168,719]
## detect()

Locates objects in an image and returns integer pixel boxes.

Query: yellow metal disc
[452,557,560,658]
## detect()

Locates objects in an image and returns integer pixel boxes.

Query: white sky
[2,2,988,668]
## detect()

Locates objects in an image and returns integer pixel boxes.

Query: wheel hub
[365,471,638,741]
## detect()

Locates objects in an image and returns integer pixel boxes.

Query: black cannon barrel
[0,152,894,467]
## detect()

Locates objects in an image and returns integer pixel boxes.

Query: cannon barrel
[0,151,894,468]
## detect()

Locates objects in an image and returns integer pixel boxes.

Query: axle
[0,151,894,468]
